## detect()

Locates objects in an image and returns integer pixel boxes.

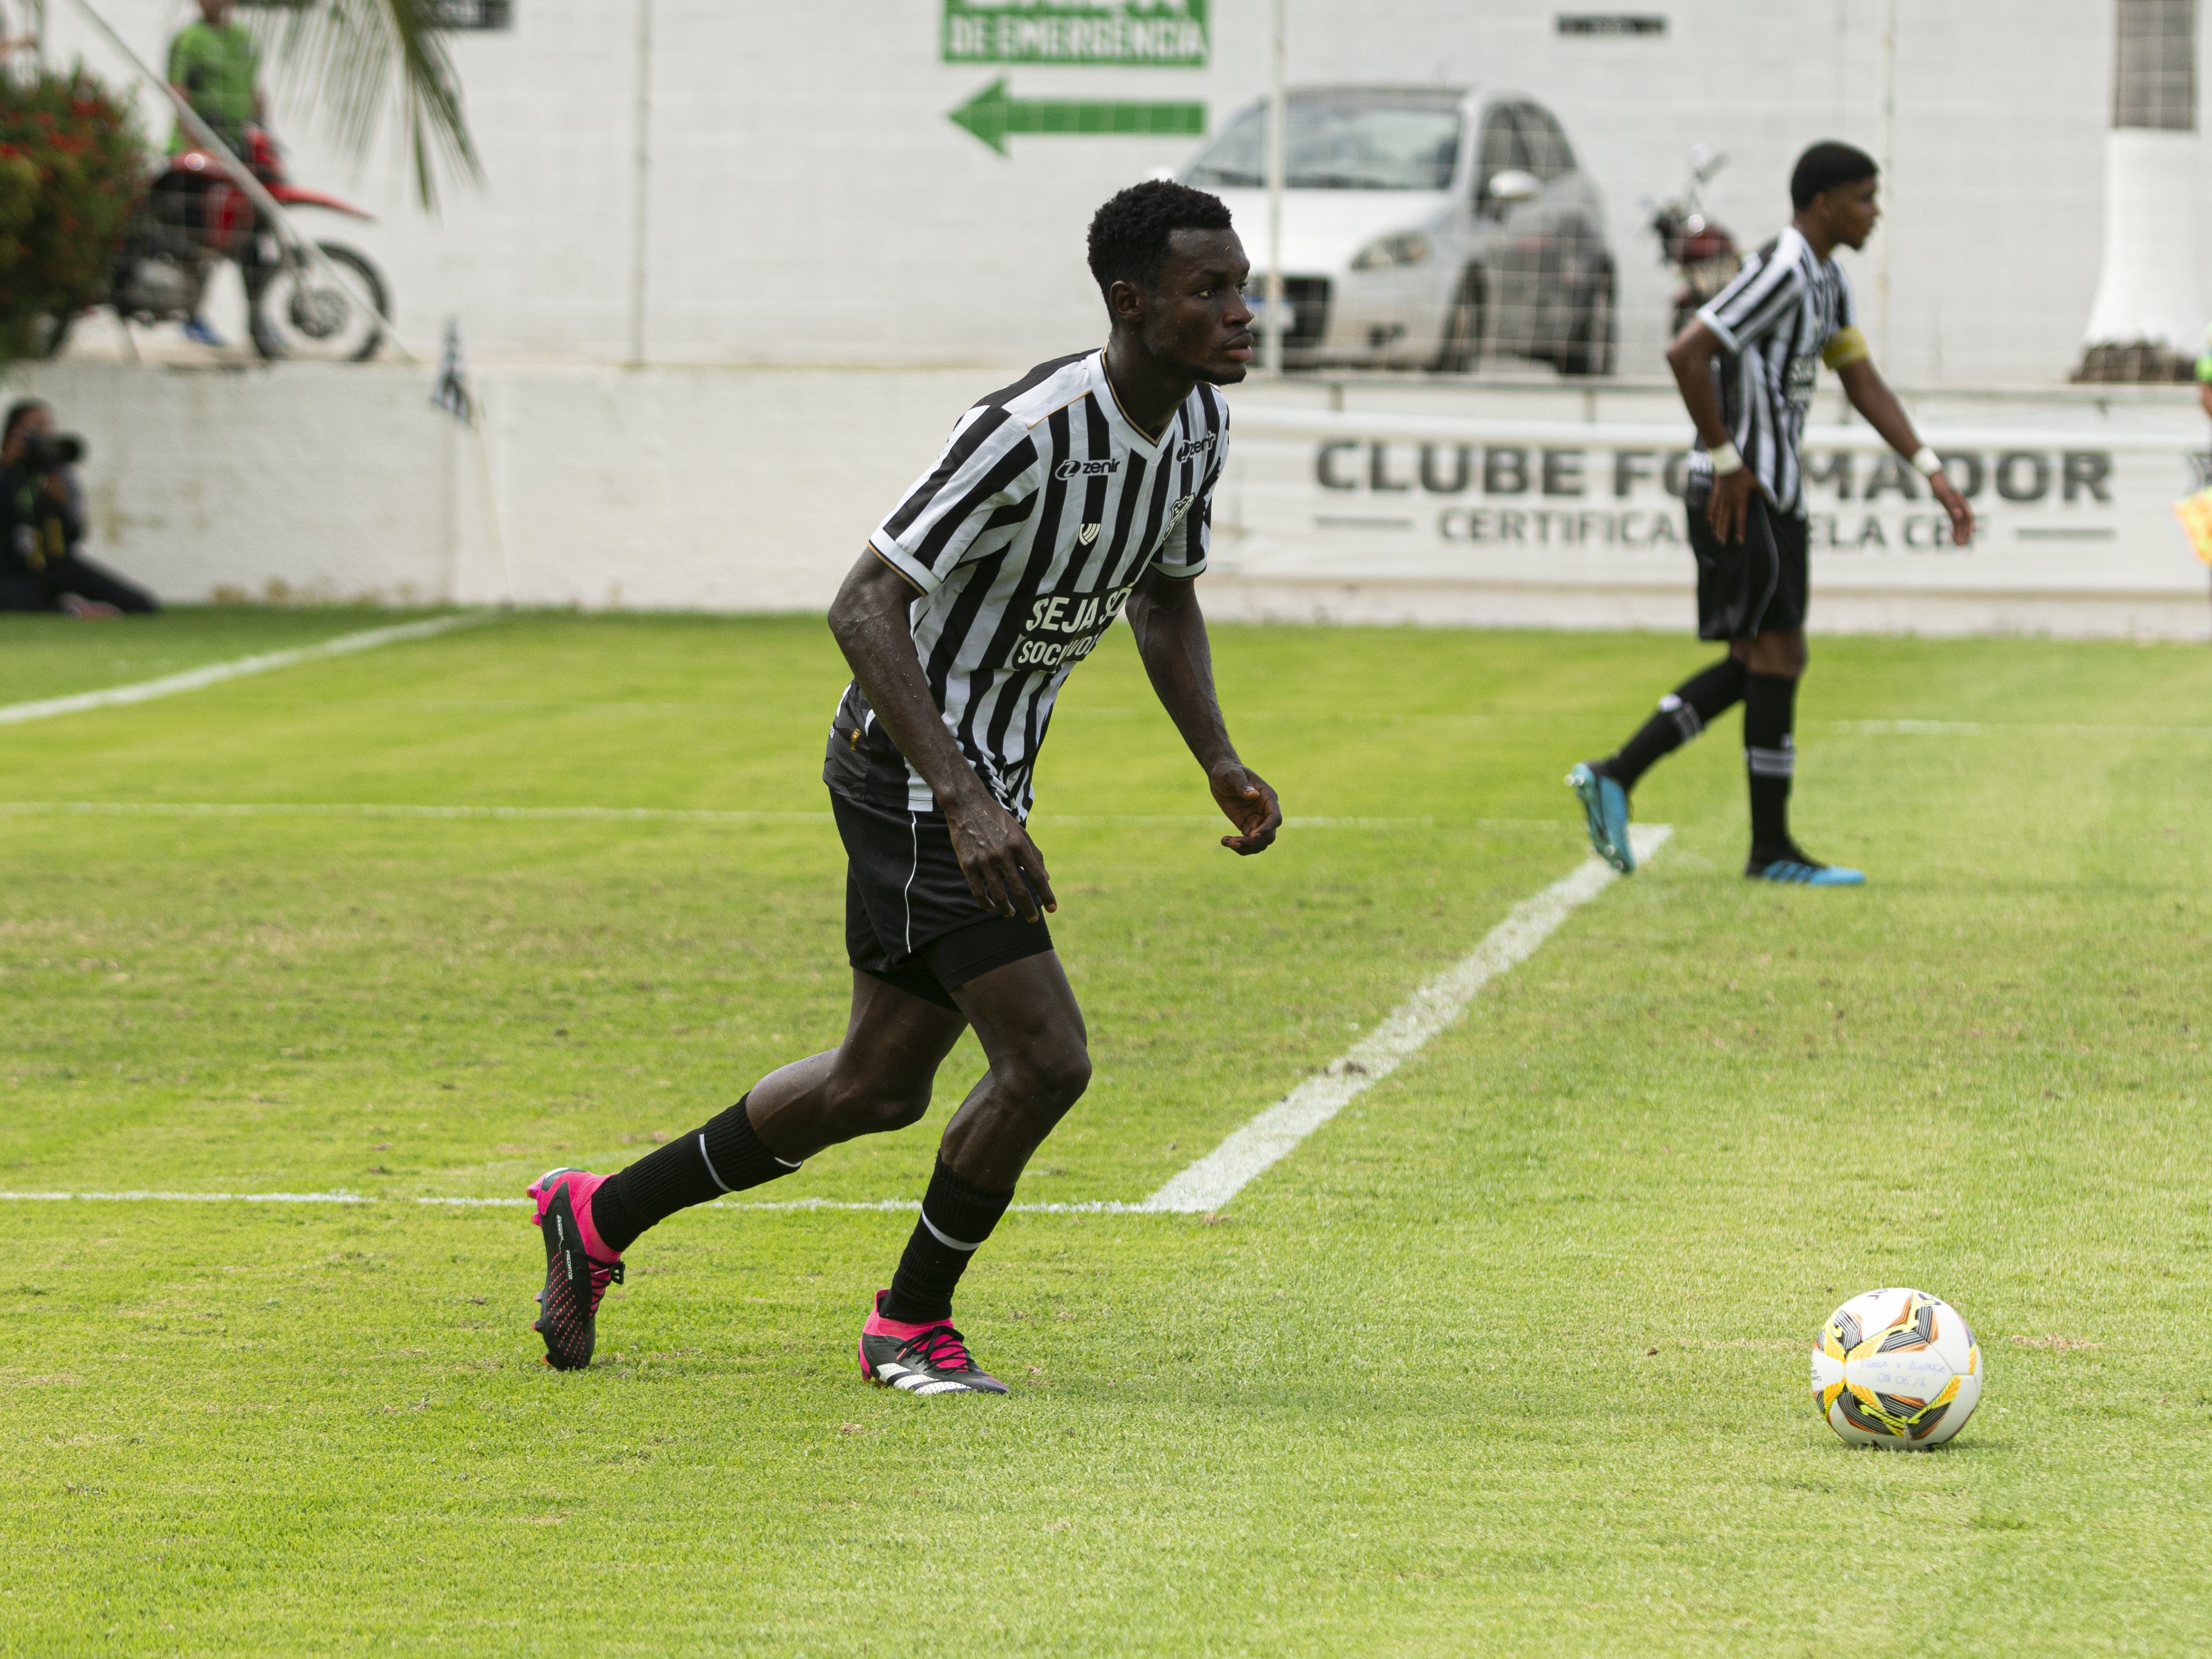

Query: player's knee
[824,1072,932,1134]
[1003,1042,1091,1112]
[1748,632,1808,677]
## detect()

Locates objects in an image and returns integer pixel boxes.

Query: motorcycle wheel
[1431,266,1485,374]
[250,242,388,363]
[1559,261,1616,378]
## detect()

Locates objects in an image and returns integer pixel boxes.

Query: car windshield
[1186,92,1462,192]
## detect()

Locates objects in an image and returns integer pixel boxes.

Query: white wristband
[1911,445,1943,478]
[1708,442,1744,476]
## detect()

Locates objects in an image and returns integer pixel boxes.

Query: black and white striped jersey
[1691,227,1855,517]
[823,350,1228,821]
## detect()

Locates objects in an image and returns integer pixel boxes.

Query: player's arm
[1833,354,1973,547]
[826,550,1056,923]
[1122,567,1280,855]
[1663,319,1757,545]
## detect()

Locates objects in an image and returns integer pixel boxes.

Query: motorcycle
[43,123,390,362]
[1647,142,1742,339]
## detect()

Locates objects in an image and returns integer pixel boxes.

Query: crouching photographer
[0,401,158,615]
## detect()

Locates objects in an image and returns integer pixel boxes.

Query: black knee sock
[588,1094,800,1255]
[882,1157,1014,1324]
[1743,672,1800,857]
[1601,656,1749,790]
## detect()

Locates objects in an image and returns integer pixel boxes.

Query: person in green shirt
[166,0,265,347]
[167,0,263,155]
[2197,325,2212,423]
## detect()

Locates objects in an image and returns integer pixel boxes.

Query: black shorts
[1686,482,1808,641]
[831,789,1053,1012]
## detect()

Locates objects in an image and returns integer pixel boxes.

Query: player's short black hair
[1790,141,1879,211]
[1086,179,1234,299]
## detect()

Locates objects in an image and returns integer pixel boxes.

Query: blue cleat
[1566,761,1634,873]
[1745,850,1866,886]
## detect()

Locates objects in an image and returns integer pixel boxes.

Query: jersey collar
[1089,350,1178,457]
[1774,224,1831,273]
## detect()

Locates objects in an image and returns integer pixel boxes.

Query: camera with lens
[21,432,85,473]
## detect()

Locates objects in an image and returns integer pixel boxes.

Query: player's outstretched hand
[1709,469,1756,544]
[1210,763,1281,856]
[1932,471,1975,547]
[947,794,1056,922]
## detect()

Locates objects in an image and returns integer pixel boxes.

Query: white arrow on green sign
[950,78,1206,155]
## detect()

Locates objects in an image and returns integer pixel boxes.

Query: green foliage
[267,0,482,212]
[0,66,148,361]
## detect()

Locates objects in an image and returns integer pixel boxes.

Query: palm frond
[268,0,481,213]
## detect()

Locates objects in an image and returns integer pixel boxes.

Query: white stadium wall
[35,0,2212,384]
[23,359,2211,637]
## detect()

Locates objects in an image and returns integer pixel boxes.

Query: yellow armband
[1821,326,1870,370]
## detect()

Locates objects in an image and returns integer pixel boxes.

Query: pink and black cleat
[857,1289,1010,1395]
[528,1167,624,1371]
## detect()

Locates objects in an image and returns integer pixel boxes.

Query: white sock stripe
[1745,745,1797,777]
[697,1133,732,1193]
[918,1208,986,1251]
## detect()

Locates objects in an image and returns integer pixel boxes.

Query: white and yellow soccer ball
[1810,1288,1982,1449]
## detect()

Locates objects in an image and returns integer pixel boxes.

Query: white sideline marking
[1,1189,370,1204]
[0,800,1435,831]
[1832,719,2212,738]
[1138,824,1671,1215]
[2,832,1662,1218]
[0,801,834,827]
[0,1189,1143,1214]
[0,613,495,729]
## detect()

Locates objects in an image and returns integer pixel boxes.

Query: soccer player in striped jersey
[1568,141,1973,885]
[525,181,1281,1393]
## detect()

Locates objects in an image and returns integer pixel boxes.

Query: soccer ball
[1809,1287,1982,1449]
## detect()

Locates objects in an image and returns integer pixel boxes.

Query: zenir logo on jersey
[1175,432,1217,464]
[1054,457,1120,481]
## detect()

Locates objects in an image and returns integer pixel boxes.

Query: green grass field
[3,607,2208,1654]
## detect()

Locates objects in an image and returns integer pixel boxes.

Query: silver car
[1183,86,1615,376]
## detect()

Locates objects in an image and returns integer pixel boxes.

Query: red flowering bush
[0,67,149,359]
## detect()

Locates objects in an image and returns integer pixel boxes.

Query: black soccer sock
[588,1094,800,1255]
[882,1157,1015,1325]
[1601,656,1749,791]
[1743,671,1800,857]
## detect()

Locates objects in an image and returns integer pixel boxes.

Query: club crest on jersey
[1077,522,1101,545]
[1055,457,1119,481]
[1164,493,1196,527]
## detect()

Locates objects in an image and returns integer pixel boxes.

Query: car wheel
[1561,261,1615,378]
[1433,267,1484,374]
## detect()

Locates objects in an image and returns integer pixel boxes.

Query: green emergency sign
[942,0,1209,68]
